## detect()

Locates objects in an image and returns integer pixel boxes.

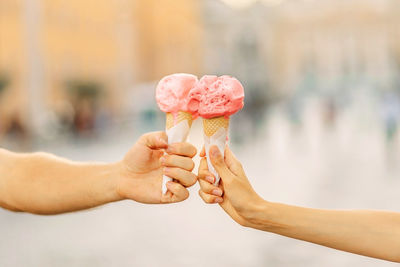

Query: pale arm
[249,202,400,262]
[198,146,400,263]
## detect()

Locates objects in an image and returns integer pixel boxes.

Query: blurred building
[261,0,400,99]
[133,0,203,81]
[0,0,203,137]
[1,0,400,138]
[0,0,27,136]
[202,0,268,89]
[203,0,400,100]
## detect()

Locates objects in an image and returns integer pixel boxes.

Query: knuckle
[204,185,214,194]
[204,194,212,203]
[163,154,171,165]
[170,143,181,154]
[198,171,207,179]
[177,143,185,153]
[139,133,148,143]
[198,190,210,203]
[198,179,207,189]
[209,195,218,204]
[160,131,167,139]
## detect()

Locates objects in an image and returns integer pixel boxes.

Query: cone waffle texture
[166,111,193,130]
[203,116,229,137]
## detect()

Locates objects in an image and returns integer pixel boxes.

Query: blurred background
[1,0,400,266]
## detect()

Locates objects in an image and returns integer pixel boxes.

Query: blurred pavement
[1,101,399,267]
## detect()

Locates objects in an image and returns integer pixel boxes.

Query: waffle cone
[166,111,193,130]
[203,116,229,137]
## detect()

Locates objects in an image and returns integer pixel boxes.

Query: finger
[164,167,197,187]
[224,146,245,177]
[140,131,168,150]
[199,179,223,196]
[200,146,205,157]
[198,190,223,204]
[198,158,215,184]
[153,150,164,159]
[160,154,195,171]
[164,182,189,203]
[198,157,209,173]
[167,142,197,158]
[209,146,234,183]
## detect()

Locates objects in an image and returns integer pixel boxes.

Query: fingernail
[215,197,223,203]
[212,189,223,197]
[163,167,170,174]
[211,147,220,157]
[166,146,173,153]
[160,156,166,165]
[205,176,214,183]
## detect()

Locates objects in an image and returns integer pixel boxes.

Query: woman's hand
[197,145,266,227]
[117,131,198,204]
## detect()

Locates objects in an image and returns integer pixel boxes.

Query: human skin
[197,146,400,263]
[0,131,197,215]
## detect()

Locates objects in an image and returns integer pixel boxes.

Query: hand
[116,131,197,204]
[198,146,266,226]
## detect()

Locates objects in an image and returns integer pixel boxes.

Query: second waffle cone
[203,116,229,137]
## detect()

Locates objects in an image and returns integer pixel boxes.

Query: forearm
[0,149,123,214]
[247,201,400,262]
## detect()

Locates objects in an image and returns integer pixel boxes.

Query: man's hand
[117,131,197,204]
[197,146,265,226]
[0,132,197,214]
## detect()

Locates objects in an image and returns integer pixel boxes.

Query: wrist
[240,197,269,227]
[239,197,284,232]
[98,161,126,203]
[110,161,129,201]
[244,200,290,232]
[114,160,143,201]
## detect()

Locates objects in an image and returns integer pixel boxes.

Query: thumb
[209,146,234,183]
[140,131,168,150]
[225,146,245,177]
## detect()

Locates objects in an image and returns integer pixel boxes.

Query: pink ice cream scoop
[188,75,244,119]
[156,73,199,117]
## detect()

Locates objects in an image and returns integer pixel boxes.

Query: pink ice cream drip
[156,73,199,118]
[189,75,244,119]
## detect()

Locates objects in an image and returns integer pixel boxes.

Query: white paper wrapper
[162,119,191,194]
[204,127,228,186]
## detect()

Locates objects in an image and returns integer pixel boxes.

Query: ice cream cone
[155,73,198,195]
[193,75,244,187]
[203,116,230,186]
[162,111,193,194]
[166,111,193,130]
[202,116,229,137]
